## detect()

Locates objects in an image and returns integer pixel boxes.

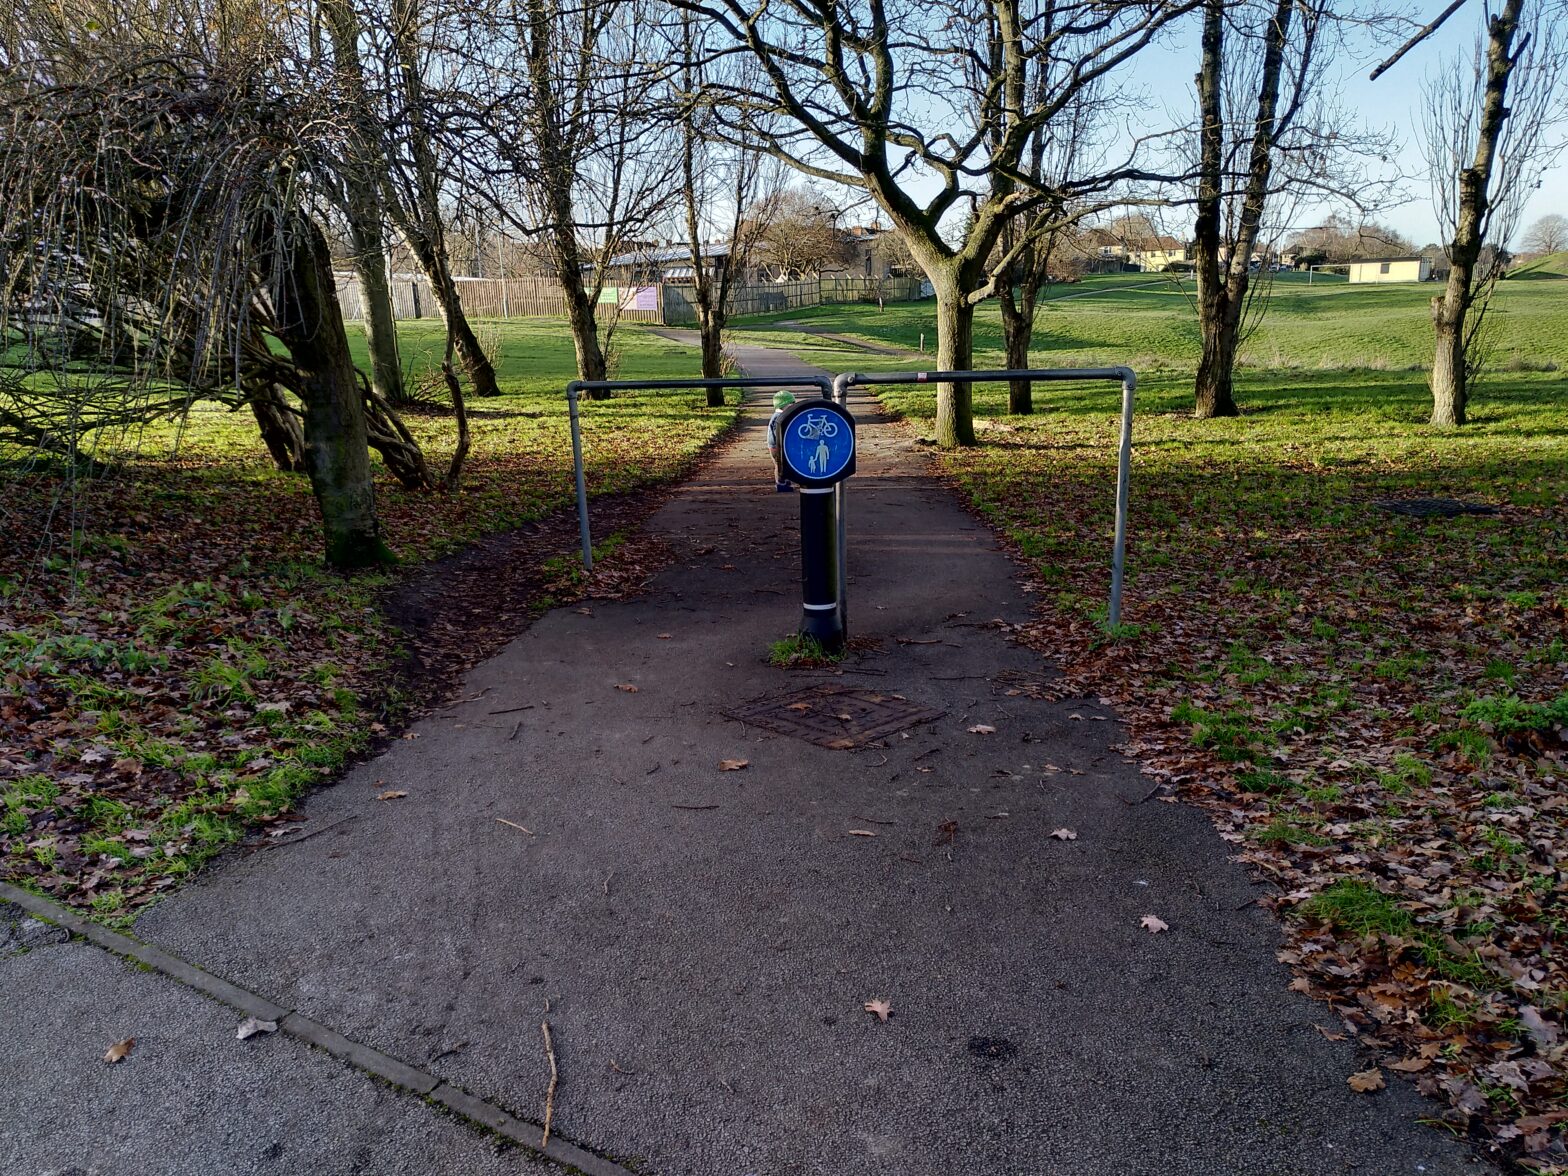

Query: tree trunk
[272,215,396,569]
[562,270,609,395]
[1194,290,1243,419]
[321,0,407,407]
[354,234,406,405]
[699,304,726,401]
[1430,282,1469,426]
[250,383,305,471]
[933,278,977,448]
[1189,0,1291,420]
[386,0,498,400]
[1429,0,1521,427]
[416,238,500,399]
[1001,297,1033,414]
[1191,0,1238,420]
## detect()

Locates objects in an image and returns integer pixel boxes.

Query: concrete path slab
[0,904,555,1176]
[11,339,1490,1175]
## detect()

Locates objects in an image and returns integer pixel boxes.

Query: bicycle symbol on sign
[793,411,843,476]
[793,412,839,441]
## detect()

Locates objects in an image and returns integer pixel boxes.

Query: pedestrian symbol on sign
[780,402,855,487]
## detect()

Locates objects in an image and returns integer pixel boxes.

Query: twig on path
[854,815,897,825]
[496,817,536,835]
[1123,783,1165,806]
[931,674,988,681]
[257,815,354,851]
[603,871,614,896]
[488,704,535,716]
[541,1001,558,1148]
[671,803,720,811]
[608,1059,638,1075]
[896,637,941,645]
[509,720,524,741]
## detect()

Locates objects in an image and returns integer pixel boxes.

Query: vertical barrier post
[831,373,854,633]
[567,382,593,571]
[1109,368,1136,628]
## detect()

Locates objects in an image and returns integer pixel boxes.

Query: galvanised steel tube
[839,367,1137,628]
[565,376,835,570]
[831,372,853,632]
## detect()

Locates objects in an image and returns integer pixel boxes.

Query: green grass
[1305,880,1494,994]
[1507,251,1568,281]
[767,633,844,668]
[734,272,1568,377]
[2,318,744,916]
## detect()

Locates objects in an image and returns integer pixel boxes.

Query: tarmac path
[2,338,1488,1176]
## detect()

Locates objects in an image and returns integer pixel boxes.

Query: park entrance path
[123,342,1485,1174]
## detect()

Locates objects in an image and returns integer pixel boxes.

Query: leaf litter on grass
[0,347,741,922]
[889,369,1568,1168]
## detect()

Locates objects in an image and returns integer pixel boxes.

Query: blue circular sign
[779,400,856,487]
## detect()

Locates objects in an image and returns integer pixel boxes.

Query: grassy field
[1508,251,1568,281]
[736,277,1568,1158]
[0,319,736,918]
[739,270,1568,375]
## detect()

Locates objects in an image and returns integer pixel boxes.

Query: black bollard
[775,396,857,654]
[798,487,843,651]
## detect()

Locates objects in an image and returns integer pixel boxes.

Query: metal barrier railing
[565,376,832,571]
[565,365,1134,628]
[832,368,1136,627]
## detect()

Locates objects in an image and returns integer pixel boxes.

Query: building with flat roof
[1347,256,1432,284]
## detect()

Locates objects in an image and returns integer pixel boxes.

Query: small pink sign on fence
[620,286,659,311]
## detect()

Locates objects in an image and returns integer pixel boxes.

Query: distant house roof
[1349,255,1423,263]
[1130,235,1185,252]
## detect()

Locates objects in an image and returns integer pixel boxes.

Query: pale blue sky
[1130,5,1567,247]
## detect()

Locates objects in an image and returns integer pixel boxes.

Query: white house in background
[1347,255,1432,284]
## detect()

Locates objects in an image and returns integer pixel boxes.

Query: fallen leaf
[237,1017,278,1041]
[1519,1005,1561,1049]
[377,790,408,801]
[786,702,812,712]
[1140,914,1169,934]
[1312,1024,1346,1042]
[104,1037,135,1064]
[615,683,639,693]
[864,999,892,1022]
[1388,1057,1432,1073]
[1050,828,1078,841]
[826,738,856,750]
[1347,1068,1385,1093]
[848,829,877,837]
[656,633,672,640]
[718,759,749,771]
[967,724,996,735]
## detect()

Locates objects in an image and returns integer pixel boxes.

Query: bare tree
[757,191,855,280]
[319,0,408,407]
[675,15,780,400]
[1520,212,1568,254]
[0,3,429,566]
[674,0,1197,448]
[1408,0,1565,425]
[453,0,678,398]
[995,83,1107,415]
[1187,0,1390,419]
[377,0,500,398]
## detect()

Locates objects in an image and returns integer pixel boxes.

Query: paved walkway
[3,340,1489,1175]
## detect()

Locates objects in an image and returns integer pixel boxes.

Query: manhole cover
[726,685,945,750]
[1374,497,1498,519]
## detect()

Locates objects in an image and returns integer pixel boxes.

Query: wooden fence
[334,273,928,327]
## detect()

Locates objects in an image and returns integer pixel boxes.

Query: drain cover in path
[726,684,946,750]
